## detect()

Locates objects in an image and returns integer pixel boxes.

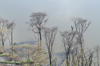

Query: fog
[0,0,100,55]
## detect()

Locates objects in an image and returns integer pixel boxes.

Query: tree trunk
[2,39,4,51]
[50,56,51,66]
[39,28,42,49]
[11,29,13,55]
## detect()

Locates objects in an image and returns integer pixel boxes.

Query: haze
[0,0,100,52]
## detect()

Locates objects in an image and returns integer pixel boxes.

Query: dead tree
[88,51,93,66]
[60,31,76,66]
[7,21,16,55]
[43,27,58,66]
[27,12,48,47]
[72,17,91,66]
[0,17,11,51]
[94,45,100,66]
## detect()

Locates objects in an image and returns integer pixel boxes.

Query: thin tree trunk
[2,39,4,51]
[39,29,42,50]
[49,52,51,66]
[97,50,99,66]
[80,36,84,66]
[11,28,13,55]
[50,56,51,66]
[40,31,42,47]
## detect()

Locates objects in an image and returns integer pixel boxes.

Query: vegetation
[44,27,58,66]
[26,12,48,48]
[0,13,99,66]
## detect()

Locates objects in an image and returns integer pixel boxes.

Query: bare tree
[60,30,76,66]
[0,17,11,51]
[87,49,94,66]
[94,45,100,66]
[7,21,16,55]
[27,12,48,47]
[72,17,91,48]
[72,17,91,66]
[43,27,58,66]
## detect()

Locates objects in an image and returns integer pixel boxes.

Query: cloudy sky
[0,0,100,52]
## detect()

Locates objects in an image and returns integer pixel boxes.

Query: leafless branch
[43,27,58,66]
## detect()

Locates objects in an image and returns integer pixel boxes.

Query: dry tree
[7,21,16,55]
[72,17,91,66]
[86,49,94,66]
[60,30,76,66]
[94,45,100,66]
[43,27,58,66]
[72,17,91,50]
[0,17,11,51]
[27,12,48,47]
[83,47,100,66]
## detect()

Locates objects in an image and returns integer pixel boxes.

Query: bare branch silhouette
[43,27,58,66]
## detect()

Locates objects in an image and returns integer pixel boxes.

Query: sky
[0,0,100,53]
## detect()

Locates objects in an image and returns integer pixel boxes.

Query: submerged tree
[27,12,48,47]
[43,27,58,66]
